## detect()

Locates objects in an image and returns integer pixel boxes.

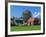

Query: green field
[11,25,41,31]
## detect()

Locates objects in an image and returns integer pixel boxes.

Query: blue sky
[10,5,41,18]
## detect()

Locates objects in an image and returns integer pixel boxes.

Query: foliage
[11,16,16,26]
[34,18,41,25]
[22,10,32,21]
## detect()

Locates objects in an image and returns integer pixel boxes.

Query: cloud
[32,12,41,18]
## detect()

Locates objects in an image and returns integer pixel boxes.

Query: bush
[11,23,16,26]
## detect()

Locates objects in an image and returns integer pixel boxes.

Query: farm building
[11,17,40,26]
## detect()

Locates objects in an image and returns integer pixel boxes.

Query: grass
[11,25,41,32]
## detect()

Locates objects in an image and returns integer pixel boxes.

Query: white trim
[8,3,43,35]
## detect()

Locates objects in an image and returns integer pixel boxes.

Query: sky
[10,5,41,18]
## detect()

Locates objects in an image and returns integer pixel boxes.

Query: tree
[11,16,16,26]
[22,10,32,22]
[34,18,41,25]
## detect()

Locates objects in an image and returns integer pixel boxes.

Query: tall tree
[11,16,15,26]
[22,10,32,21]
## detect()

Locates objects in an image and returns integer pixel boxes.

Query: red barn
[24,17,35,26]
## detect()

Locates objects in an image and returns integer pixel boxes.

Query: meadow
[11,25,41,31]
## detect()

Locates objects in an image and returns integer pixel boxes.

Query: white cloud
[32,12,41,18]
